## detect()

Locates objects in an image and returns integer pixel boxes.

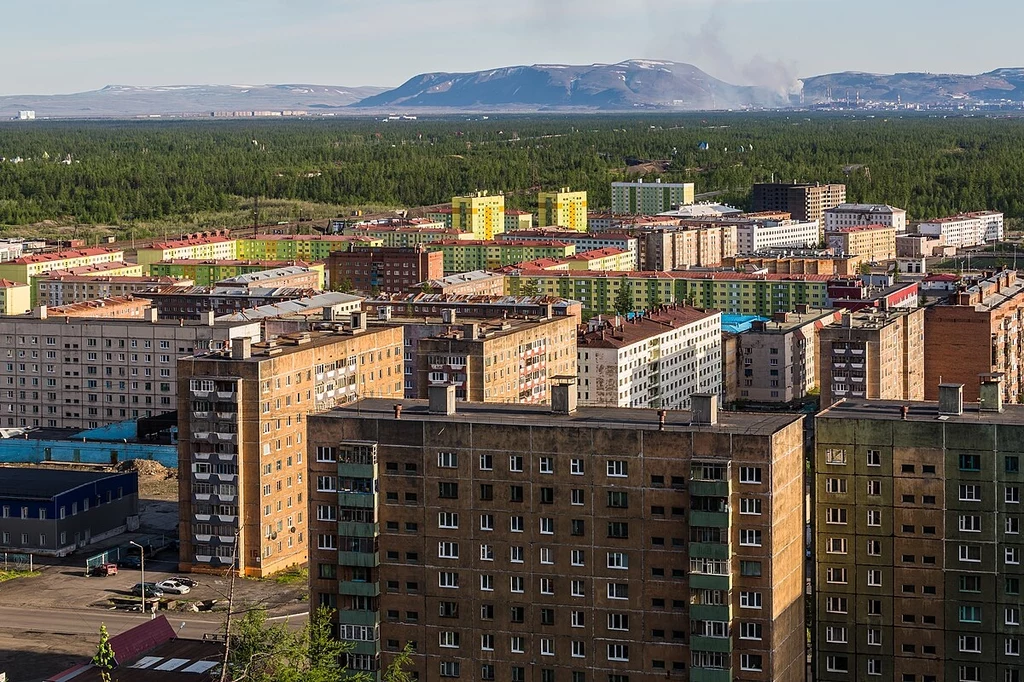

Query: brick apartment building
[751,183,847,228]
[924,269,1024,404]
[177,320,404,578]
[308,389,807,681]
[326,246,443,294]
[815,381,1023,682]
[824,224,897,263]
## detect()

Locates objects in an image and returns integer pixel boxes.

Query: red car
[90,563,118,577]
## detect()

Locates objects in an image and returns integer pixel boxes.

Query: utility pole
[129,540,145,611]
[253,196,259,239]
[218,532,240,682]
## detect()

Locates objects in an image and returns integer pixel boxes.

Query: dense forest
[1,113,1024,230]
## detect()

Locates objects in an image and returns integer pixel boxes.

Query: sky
[2,0,1023,95]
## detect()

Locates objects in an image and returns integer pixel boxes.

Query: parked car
[173,576,199,588]
[130,582,164,598]
[156,579,191,595]
[90,563,118,577]
[118,555,142,570]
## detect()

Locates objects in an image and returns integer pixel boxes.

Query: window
[571,611,585,627]
[1007,638,1021,656]
[826,508,848,524]
[607,644,629,661]
[1008,607,1022,625]
[867,570,881,587]
[740,529,762,546]
[571,580,584,597]
[825,626,847,643]
[867,628,881,645]
[570,458,584,475]
[740,654,763,672]
[607,583,628,599]
[439,631,460,648]
[437,451,457,468]
[510,576,524,593]
[438,542,459,559]
[540,517,554,534]
[960,484,982,501]
[510,546,524,563]
[607,491,628,508]
[960,454,981,471]
[866,449,881,466]
[825,477,847,494]
[540,638,554,656]
[739,591,762,609]
[479,514,493,531]
[739,467,762,484]
[509,455,523,472]
[740,622,763,640]
[867,479,881,496]
[739,498,762,515]
[439,661,460,678]
[480,575,493,591]
[827,537,848,554]
[960,575,982,592]
[867,539,881,556]
[570,489,584,505]
[867,659,882,677]
[438,482,458,499]
[478,453,492,470]
[509,485,524,502]
[438,572,459,588]
[539,487,554,504]
[510,636,524,653]
[607,460,628,477]
[825,448,847,465]
[959,635,981,653]
[607,552,628,569]
[867,509,881,526]
[510,516,523,532]
[607,613,629,631]
[1008,456,1021,473]
[607,522,628,539]
[959,605,982,623]
[960,514,982,532]
[438,512,458,529]
[571,550,585,567]
[826,656,849,673]
[826,596,848,614]
[960,544,982,562]
[539,457,553,474]
[1008,486,1021,504]
[571,641,585,657]
[826,567,847,584]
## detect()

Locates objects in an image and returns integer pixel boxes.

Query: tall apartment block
[326,246,444,294]
[641,225,737,270]
[814,381,1024,682]
[308,389,806,681]
[0,309,259,430]
[452,193,506,240]
[611,180,695,215]
[751,183,846,228]
[177,320,403,577]
[818,307,924,407]
[538,188,588,232]
[577,305,722,409]
[925,269,1024,404]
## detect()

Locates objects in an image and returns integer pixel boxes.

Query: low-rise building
[415,315,577,404]
[177,324,404,577]
[424,206,454,228]
[35,275,187,307]
[149,260,326,288]
[137,232,237,267]
[0,467,138,556]
[734,218,820,254]
[214,265,322,291]
[504,209,533,232]
[364,293,582,324]
[916,211,1005,247]
[896,233,951,258]
[143,286,320,320]
[47,296,153,319]
[824,202,908,234]
[326,246,443,293]
[0,279,31,315]
[824,223,896,262]
[0,248,125,293]
[826,278,919,311]
[410,270,506,297]
[733,307,842,403]
[611,178,695,214]
[237,234,382,261]
[577,304,721,408]
[341,223,463,248]
[818,307,925,406]
[560,247,636,271]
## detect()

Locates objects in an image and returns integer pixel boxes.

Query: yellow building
[452,192,505,240]
[538,188,588,232]
[0,280,31,315]
[504,210,534,232]
[236,235,381,261]
[0,248,125,288]
[824,224,897,263]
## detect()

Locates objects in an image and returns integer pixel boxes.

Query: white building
[657,203,743,219]
[611,179,695,214]
[917,211,1004,247]
[824,203,908,234]
[576,305,721,409]
[17,111,35,121]
[734,219,820,254]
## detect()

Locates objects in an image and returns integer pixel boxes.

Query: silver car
[156,579,191,595]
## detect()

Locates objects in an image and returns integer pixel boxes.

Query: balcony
[339,581,380,597]
[690,604,730,622]
[215,391,238,401]
[338,521,377,537]
[690,480,729,497]
[689,668,731,682]
[690,511,729,528]
[689,573,730,591]
[689,542,730,560]
[690,635,732,653]
[338,550,379,567]
[193,513,238,525]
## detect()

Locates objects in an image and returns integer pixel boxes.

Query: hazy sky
[3,0,1023,95]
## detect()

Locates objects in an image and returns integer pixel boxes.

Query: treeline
[2,113,1024,226]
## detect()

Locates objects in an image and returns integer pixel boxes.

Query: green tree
[382,642,415,682]
[614,277,634,316]
[518,278,538,297]
[333,277,355,294]
[92,623,117,682]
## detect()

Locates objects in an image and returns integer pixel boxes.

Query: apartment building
[326,246,443,294]
[0,248,125,290]
[414,315,577,404]
[733,307,842,403]
[504,270,831,318]
[424,207,454,229]
[0,279,31,315]
[149,260,326,288]
[48,296,153,320]
[452,193,506,240]
[917,211,1005,248]
[177,323,404,578]
[411,271,506,297]
[824,203,908,234]
[307,390,806,682]
[364,294,582,325]
[424,240,576,274]
[143,286,323,320]
[724,253,862,277]
[504,210,534,232]
[751,183,846,226]
[818,307,925,407]
[236,235,380,261]
[577,305,721,409]
[214,266,322,291]
[824,224,897,262]
[0,309,259,430]
[538,188,588,232]
[35,275,187,307]
[499,230,640,263]
[814,383,1024,682]
[137,234,237,267]
[611,179,695,214]
[734,219,820,254]
[924,269,1024,404]
[342,224,462,249]
[642,225,737,270]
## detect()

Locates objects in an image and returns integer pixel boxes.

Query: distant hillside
[801,69,1024,104]
[352,60,792,111]
[0,84,388,119]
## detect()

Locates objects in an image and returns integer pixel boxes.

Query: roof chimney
[979,373,1004,413]
[551,382,578,415]
[145,307,159,323]
[350,311,367,334]
[463,323,480,340]
[231,337,252,360]
[938,383,964,416]
[428,384,456,415]
[691,393,718,425]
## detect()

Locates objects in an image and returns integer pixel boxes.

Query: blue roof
[721,314,769,334]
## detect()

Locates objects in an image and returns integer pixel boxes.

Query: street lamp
[129,541,146,612]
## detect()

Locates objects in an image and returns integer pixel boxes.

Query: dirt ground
[0,633,87,682]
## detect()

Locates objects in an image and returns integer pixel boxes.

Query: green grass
[269,566,308,586]
[0,569,41,583]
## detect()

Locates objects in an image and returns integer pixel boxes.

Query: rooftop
[0,467,132,500]
[0,278,27,287]
[324,398,802,437]
[216,265,316,284]
[415,270,504,286]
[47,296,151,315]
[429,239,574,248]
[194,326,397,362]
[37,275,184,284]
[738,308,841,333]
[148,235,235,250]
[827,203,904,213]
[35,262,141,277]
[506,268,833,282]
[12,247,121,265]
[152,259,317,267]
[579,306,719,348]
[819,397,1024,427]
[214,291,362,321]
[825,223,894,234]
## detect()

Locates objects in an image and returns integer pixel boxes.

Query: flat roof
[0,467,131,500]
[579,306,719,348]
[193,326,400,362]
[323,398,802,437]
[819,398,1024,426]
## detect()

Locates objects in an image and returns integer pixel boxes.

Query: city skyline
[2,0,1023,96]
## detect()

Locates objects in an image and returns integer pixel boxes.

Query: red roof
[13,247,121,265]
[149,235,235,249]
[0,278,27,287]
[506,269,831,282]
[825,223,893,233]
[109,615,176,664]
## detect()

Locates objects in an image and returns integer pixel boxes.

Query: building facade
[814,387,1024,682]
[411,271,506,297]
[148,260,326,288]
[642,226,737,270]
[751,183,847,226]
[734,219,820,254]
[818,307,925,407]
[611,179,695,214]
[0,279,32,315]
[307,392,807,682]
[326,247,443,294]
[177,324,404,578]
[824,203,908,234]
[824,224,897,262]
[0,248,125,293]
[35,275,187,308]
[48,296,153,319]
[452,193,506,240]
[424,240,576,274]
[504,210,534,232]
[538,189,588,232]
[917,211,1005,248]
[577,305,721,409]
[724,254,862,277]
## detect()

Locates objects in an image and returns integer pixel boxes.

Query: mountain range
[4,61,1024,118]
